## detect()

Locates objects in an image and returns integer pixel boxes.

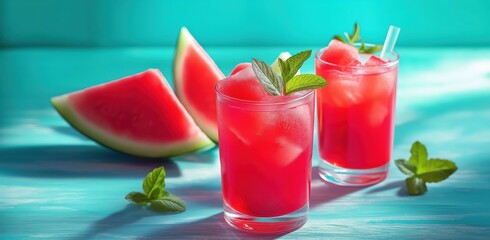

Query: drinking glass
[216,87,315,233]
[315,45,399,186]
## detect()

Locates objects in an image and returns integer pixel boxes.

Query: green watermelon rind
[51,95,214,158]
[174,27,223,142]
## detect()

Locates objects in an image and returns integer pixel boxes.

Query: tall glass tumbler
[216,86,315,233]
[315,45,399,186]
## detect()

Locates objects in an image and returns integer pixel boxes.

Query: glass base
[318,160,389,186]
[223,202,308,234]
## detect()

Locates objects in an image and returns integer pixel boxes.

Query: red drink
[315,40,399,186]
[216,66,314,233]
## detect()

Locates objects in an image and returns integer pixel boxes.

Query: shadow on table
[0,145,181,178]
[72,175,224,239]
[310,166,367,208]
[171,186,223,208]
[146,167,369,239]
[366,180,410,197]
[75,208,283,240]
[70,204,162,240]
[51,126,91,141]
[171,145,219,164]
[51,125,219,165]
[52,124,219,162]
[72,167,369,239]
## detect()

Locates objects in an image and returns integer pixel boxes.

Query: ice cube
[274,137,306,166]
[366,101,389,127]
[358,54,371,65]
[228,125,252,146]
[360,70,396,101]
[321,73,363,108]
[225,108,270,146]
[278,103,313,138]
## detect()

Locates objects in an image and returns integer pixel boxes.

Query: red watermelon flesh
[229,62,251,76]
[174,27,224,142]
[365,55,388,66]
[51,69,214,158]
[320,39,360,66]
[217,66,268,101]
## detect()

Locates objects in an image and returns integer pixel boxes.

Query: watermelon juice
[315,40,399,186]
[216,66,314,233]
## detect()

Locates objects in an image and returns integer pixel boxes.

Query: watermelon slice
[174,27,224,142]
[51,69,214,158]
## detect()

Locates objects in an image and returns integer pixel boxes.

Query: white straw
[380,25,400,59]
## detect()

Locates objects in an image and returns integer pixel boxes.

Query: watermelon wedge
[173,27,224,142]
[51,69,214,158]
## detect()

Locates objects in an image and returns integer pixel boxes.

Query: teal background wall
[1,0,490,48]
[1,0,489,111]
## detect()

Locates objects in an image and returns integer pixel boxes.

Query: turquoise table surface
[1,47,490,239]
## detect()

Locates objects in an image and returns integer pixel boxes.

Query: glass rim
[215,84,315,107]
[315,43,400,70]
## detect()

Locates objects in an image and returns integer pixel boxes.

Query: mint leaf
[395,141,458,196]
[358,40,383,54]
[150,194,186,213]
[406,177,427,195]
[281,50,312,82]
[252,50,327,96]
[332,22,382,54]
[278,58,290,81]
[394,159,417,177]
[333,35,346,43]
[125,192,149,206]
[409,141,428,168]
[143,166,166,200]
[359,40,366,52]
[418,158,458,183]
[362,45,383,54]
[126,167,186,214]
[348,22,360,44]
[285,74,326,95]
[149,187,164,200]
[276,51,310,82]
[252,58,284,95]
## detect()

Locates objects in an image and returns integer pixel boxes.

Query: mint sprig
[150,192,186,213]
[125,192,149,206]
[334,22,383,54]
[278,50,311,82]
[125,167,186,213]
[395,141,458,196]
[252,58,284,96]
[285,74,327,95]
[143,166,166,199]
[251,50,327,96]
